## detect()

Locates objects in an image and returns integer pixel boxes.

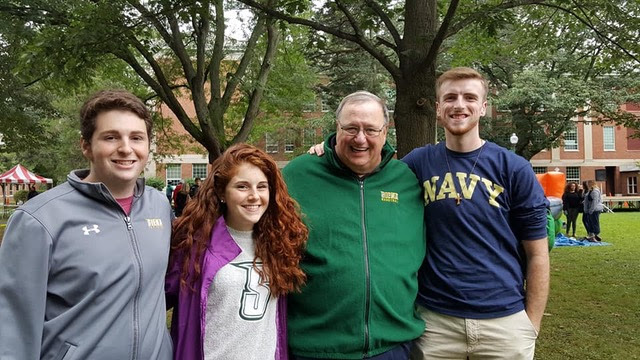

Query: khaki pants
[410,306,538,360]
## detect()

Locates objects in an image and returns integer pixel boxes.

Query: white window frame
[566,166,580,183]
[192,163,207,179]
[603,126,615,151]
[321,98,331,112]
[532,166,547,174]
[284,131,295,153]
[563,123,578,151]
[265,133,278,154]
[627,176,638,194]
[166,164,182,187]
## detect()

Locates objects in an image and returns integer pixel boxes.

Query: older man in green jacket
[283,91,425,360]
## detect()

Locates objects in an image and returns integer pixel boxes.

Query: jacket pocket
[53,341,78,360]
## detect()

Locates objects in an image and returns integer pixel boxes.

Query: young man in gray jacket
[0,90,173,359]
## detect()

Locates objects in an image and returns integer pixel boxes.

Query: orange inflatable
[536,171,566,198]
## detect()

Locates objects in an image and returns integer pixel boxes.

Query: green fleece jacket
[283,133,425,359]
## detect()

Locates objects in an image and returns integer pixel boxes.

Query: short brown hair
[436,67,489,101]
[79,89,152,142]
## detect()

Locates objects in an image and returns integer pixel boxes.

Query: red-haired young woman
[165,144,307,360]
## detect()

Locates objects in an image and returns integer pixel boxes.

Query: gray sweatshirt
[585,188,603,214]
[0,170,173,360]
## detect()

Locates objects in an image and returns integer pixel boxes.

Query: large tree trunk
[393,69,437,157]
[393,0,438,158]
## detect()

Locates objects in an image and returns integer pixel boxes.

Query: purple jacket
[165,216,288,359]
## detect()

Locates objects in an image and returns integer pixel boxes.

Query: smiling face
[334,100,387,176]
[81,110,149,198]
[436,78,487,138]
[223,162,270,231]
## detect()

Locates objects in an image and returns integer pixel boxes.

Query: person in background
[0,89,173,359]
[562,182,582,238]
[166,184,174,203]
[190,177,202,197]
[27,185,39,200]
[174,181,190,217]
[584,180,604,242]
[166,143,307,360]
[581,181,591,238]
[172,180,184,206]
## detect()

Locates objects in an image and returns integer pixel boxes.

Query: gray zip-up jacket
[0,170,173,360]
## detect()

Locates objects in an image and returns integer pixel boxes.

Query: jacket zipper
[359,179,371,356]
[125,215,143,360]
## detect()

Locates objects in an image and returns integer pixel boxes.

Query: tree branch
[166,10,197,82]
[125,0,196,81]
[447,0,546,38]
[233,17,279,144]
[363,0,401,47]
[424,0,460,69]
[335,0,364,38]
[375,35,397,52]
[116,34,204,145]
[219,15,265,113]
[236,0,401,78]
[0,3,70,26]
[194,0,210,87]
[207,0,226,110]
[142,84,189,102]
[189,1,213,142]
[538,3,640,64]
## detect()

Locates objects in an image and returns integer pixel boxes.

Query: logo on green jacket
[380,191,399,203]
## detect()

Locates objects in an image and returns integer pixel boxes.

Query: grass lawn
[536,211,640,359]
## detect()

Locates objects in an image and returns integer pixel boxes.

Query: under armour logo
[82,224,101,235]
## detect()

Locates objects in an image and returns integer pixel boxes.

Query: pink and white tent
[0,165,52,204]
[0,164,53,184]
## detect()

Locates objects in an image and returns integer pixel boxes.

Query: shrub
[145,177,165,191]
[13,190,28,204]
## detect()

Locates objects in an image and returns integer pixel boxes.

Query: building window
[628,176,638,194]
[284,137,295,153]
[321,97,331,112]
[563,124,578,151]
[603,126,615,151]
[265,133,278,153]
[532,166,547,174]
[303,128,318,147]
[166,164,182,186]
[192,163,207,179]
[566,167,580,183]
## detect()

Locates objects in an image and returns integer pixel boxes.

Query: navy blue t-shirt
[402,141,548,319]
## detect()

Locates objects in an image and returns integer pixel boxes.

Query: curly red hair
[171,144,307,297]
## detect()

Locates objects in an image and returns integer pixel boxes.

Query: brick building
[530,103,640,196]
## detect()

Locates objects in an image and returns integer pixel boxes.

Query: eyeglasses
[339,123,386,137]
